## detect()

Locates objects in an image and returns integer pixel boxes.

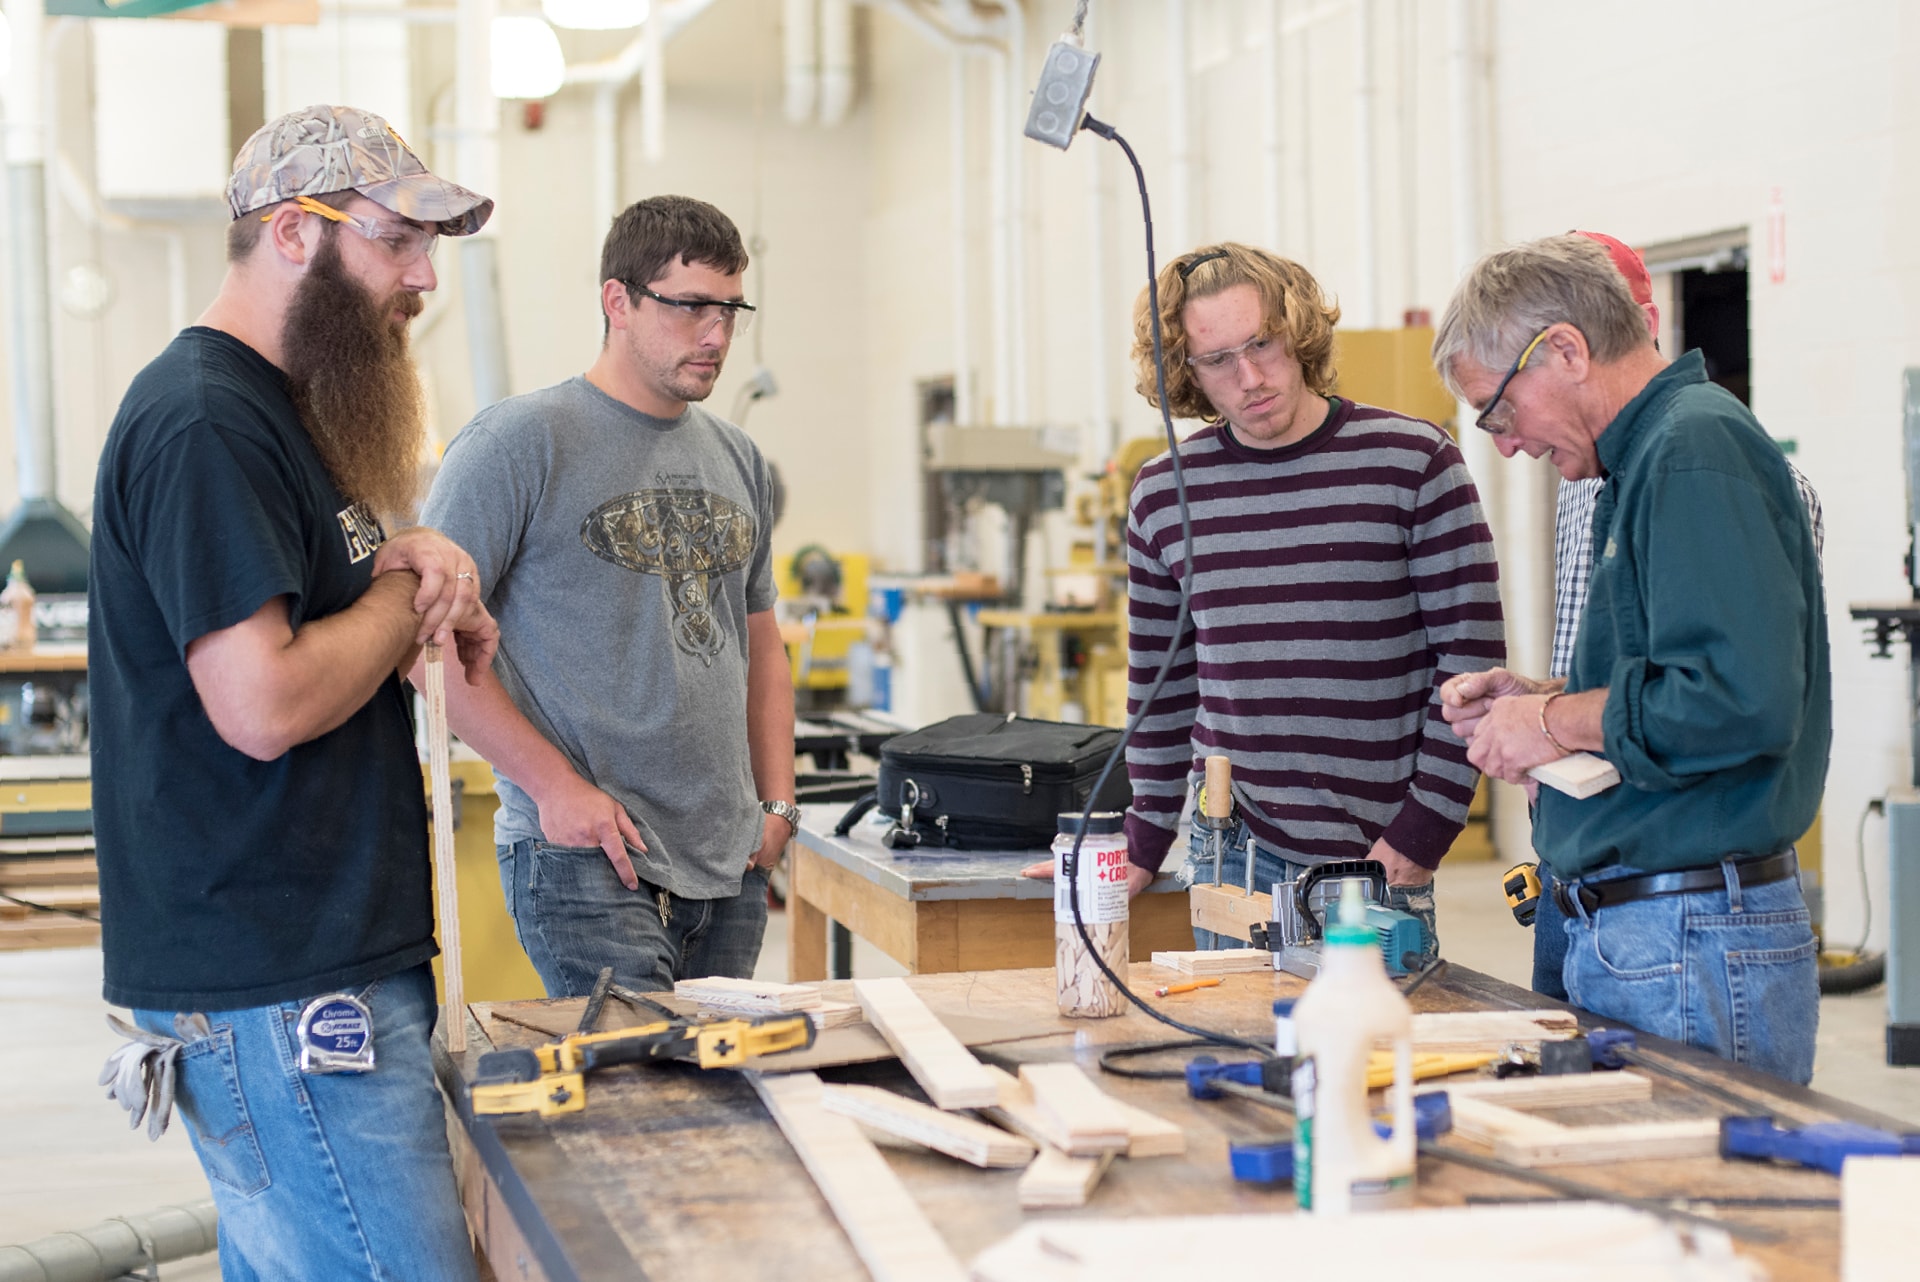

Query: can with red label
[1052,811,1130,1017]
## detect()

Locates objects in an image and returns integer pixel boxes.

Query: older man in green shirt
[1431,233,1828,1084]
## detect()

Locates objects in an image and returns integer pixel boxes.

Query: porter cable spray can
[1053,812,1130,1018]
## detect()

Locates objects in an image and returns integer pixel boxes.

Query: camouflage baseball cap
[227,104,493,237]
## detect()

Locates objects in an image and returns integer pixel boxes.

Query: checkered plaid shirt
[1551,460,1824,680]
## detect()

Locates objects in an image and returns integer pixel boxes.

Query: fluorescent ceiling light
[491,16,566,100]
[542,0,648,31]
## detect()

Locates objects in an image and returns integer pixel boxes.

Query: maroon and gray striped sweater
[1122,399,1505,873]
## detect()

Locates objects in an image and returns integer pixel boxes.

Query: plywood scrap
[820,1084,1036,1169]
[1108,1097,1186,1158]
[971,1204,1755,1282]
[1492,1118,1720,1167]
[1019,1063,1132,1155]
[1843,1155,1920,1282]
[1438,1070,1653,1108]
[1184,885,1273,943]
[1409,1009,1579,1053]
[1531,752,1621,800]
[979,1065,1177,1158]
[805,1000,864,1031]
[1017,1145,1114,1210]
[674,976,822,1013]
[748,1071,966,1282]
[1148,948,1272,976]
[853,977,998,1109]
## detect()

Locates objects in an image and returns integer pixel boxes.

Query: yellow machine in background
[775,547,871,705]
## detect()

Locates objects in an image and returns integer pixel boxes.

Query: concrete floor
[3,854,1915,1272]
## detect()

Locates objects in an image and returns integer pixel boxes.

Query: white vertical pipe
[1166,0,1191,254]
[593,83,619,234]
[987,47,1010,426]
[1083,7,1111,463]
[5,0,54,501]
[1447,0,1480,281]
[641,5,666,162]
[819,0,855,124]
[1264,0,1287,252]
[1351,0,1377,328]
[1005,0,1029,423]
[456,0,509,409]
[951,50,974,428]
[1398,0,1418,316]
[783,0,818,123]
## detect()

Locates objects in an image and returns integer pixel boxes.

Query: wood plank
[674,976,823,1013]
[0,886,97,919]
[1149,948,1272,976]
[1017,1145,1114,1210]
[806,1001,864,1031]
[1531,753,1621,799]
[0,855,96,887]
[1410,1009,1579,1052]
[1185,884,1272,942]
[1019,1063,1132,1155]
[788,873,830,982]
[853,977,998,1109]
[748,1072,967,1282]
[1491,1118,1722,1167]
[791,846,923,970]
[819,1084,1036,1168]
[1107,1096,1187,1158]
[1843,1156,1920,1282]
[1444,1095,1569,1148]
[1438,1070,1654,1107]
[0,916,98,950]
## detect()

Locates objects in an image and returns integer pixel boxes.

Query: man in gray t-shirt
[420,196,795,996]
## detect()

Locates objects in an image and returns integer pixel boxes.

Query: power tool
[470,1013,815,1119]
[1247,859,1429,979]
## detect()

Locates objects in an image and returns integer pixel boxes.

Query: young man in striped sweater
[1122,244,1506,958]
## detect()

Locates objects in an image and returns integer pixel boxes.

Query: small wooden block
[1109,1097,1187,1158]
[819,1084,1036,1168]
[1148,947,1271,976]
[1183,885,1273,943]
[675,976,823,1013]
[805,1000,863,1031]
[1020,1063,1132,1155]
[1530,752,1621,799]
[1018,1145,1114,1209]
[853,977,998,1109]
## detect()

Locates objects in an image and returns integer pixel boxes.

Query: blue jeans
[133,964,475,1282]
[500,840,771,996]
[1532,866,1571,1001]
[1558,858,1820,1084]
[1176,823,1439,965]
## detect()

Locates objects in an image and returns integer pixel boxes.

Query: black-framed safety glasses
[628,283,756,335]
[1474,327,1552,434]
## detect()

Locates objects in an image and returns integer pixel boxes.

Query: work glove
[99,1012,210,1141]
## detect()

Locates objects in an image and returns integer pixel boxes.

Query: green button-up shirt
[1535,351,1830,877]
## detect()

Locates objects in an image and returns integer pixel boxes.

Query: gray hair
[1431,234,1650,398]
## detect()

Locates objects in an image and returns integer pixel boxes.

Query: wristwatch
[761,799,801,834]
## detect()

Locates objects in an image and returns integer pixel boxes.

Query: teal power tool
[1248,859,1429,978]
[1719,1116,1920,1175]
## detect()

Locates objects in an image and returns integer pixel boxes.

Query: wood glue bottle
[1052,811,1129,1018]
[1291,879,1416,1212]
[0,562,34,651]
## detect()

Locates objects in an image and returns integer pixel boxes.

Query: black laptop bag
[834,712,1131,850]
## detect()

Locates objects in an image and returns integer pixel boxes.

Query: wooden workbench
[438,963,1889,1282]
[787,807,1193,980]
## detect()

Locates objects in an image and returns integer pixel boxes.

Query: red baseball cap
[1572,230,1653,307]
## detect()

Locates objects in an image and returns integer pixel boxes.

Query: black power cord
[1053,113,1271,1060]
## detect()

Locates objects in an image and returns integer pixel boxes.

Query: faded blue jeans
[132,963,476,1282]
[1556,858,1820,1084]
[500,839,770,997]
[1175,822,1439,966]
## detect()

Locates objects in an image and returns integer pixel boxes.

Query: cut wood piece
[820,1084,1035,1169]
[0,853,96,886]
[805,1000,863,1031]
[853,977,998,1109]
[675,976,823,1013]
[980,1065,1179,1158]
[1530,752,1620,799]
[1148,948,1272,976]
[1020,1063,1132,1155]
[423,646,465,1054]
[1108,1097,1187,1158]
[1409,1010,1579,1053]
[749,1072,967,1282]
[1493,1117,1721,1167]
[1437,1070,1653,1108]
[1843,1155,1920,1282]
[0,886,98,919]
[1017,1145,1114,1209]
[1184,884,1273,943]
[1443,1095,1570,1149]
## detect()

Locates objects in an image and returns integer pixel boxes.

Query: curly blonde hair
[1130,243,1342,420]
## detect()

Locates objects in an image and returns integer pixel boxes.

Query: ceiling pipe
[818,0,854,125]
[783,0,818,123]
[4,0,54,504]
[455,0,510,411]
[1001,0,1027,424]
[1265,0,1287,252]
[1165,0,1189,257]
[950,49,973,428]
[1351,0,1377,328]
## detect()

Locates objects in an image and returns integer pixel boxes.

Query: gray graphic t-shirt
[421,376,777,899]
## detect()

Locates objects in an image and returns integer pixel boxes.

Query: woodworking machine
[1248,859,1428,980]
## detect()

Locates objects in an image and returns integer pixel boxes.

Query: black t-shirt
[89,327,434,1010]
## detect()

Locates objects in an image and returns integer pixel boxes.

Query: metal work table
[438,963,1889,1282]
[785,805,1194,980]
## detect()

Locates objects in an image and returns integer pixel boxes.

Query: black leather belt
[1552,850,1798,918]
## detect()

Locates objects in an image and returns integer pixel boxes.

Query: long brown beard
[281,234,427,523]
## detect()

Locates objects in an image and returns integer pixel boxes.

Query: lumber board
[675,976,823,1013]
[1019,1063,1133,1156]
[1436,1070,1654,1108]
[1843,1155,1920,1282]
[0,854,96,886]
[0,886,97,918]
[0,916,99,950]
[1184,884,1273,942]
[424,647,464,1054]
[1491,1118,1721,1167]
[852,977,998,1109]
[1017,1145,1114,1210]
[1107,1096,1187,1158]
[1148,947,1272,976]
[819,1083,1035,1168]
[980,1064,1183,1158]
[1444,1095,1570,1148]
[748,1072,967,1282]
[805,1000,863,1031]
[1409,1009,1579,1052]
